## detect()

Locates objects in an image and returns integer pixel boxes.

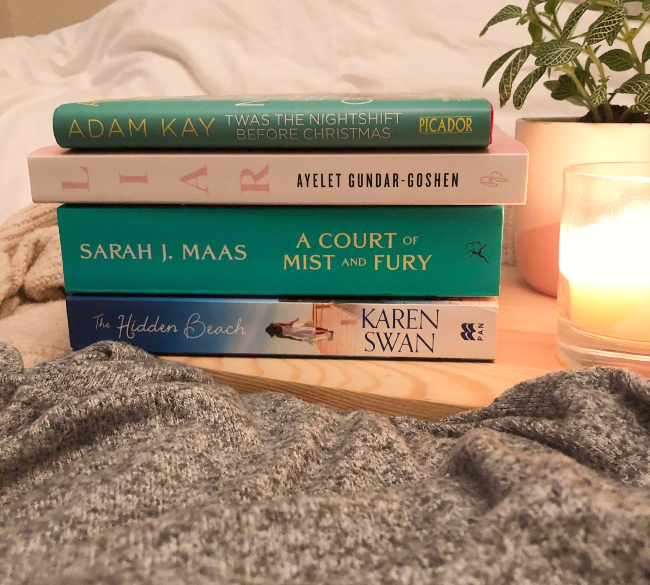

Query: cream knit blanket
[0,204,69,366]
[0,203,64,317]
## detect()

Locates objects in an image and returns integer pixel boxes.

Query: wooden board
[169,267,565,420]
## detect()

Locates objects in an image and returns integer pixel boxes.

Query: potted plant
[481,0,650,296]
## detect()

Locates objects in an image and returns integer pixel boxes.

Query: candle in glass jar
[559,206,650,342]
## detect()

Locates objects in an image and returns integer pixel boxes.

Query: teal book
[57,205,503,297]
[52,94,493,150]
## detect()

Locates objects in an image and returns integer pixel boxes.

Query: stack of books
[28,95,527,361]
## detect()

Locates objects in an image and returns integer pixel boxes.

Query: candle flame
[560,205,650,286]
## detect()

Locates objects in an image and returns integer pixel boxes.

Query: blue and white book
[66,295,498,360]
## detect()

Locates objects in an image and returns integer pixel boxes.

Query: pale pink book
[28,126,527,205]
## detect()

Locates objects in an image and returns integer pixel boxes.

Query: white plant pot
[514,118,650,297]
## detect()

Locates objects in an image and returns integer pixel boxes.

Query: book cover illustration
[30,128,527,205]
[67,296,498,360]
[53,94,493,149]
[57,205,504,297]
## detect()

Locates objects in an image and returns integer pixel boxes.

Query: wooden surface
[170,267,564,421]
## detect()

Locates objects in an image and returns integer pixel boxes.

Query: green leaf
[616,73,650,100]
[499,46,532,107]
[480,5,523,36]
[590,84,608,107]
[599,48,635,71]
[605,13,626,45]
[535,40,582,66]
[586,7,627,45]
[544,0,560,13]
[527,0,545,7]
[529,21,544,43]
[642,41,650,64]
[513,67,547,109]
[483,48,520,87]
[551,74,582,101]
[543,80,559,90]
[643,0,650,10]
[562,3,590,39]
[630,99,650,113]
[567,96,588,106]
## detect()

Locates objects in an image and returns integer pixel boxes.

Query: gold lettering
[403,255,416,270]
[94,244,108,259]
[296,233,311,248]
[88,119,104,138]
[319,233,332,248]
[334,233,351,248]
[182,117,198,137]
[386,256,400,270]
[109,119,125,137]
[202,245,216,260]
[129,118,147,137]
[183,244,199,259]
[218,245,233,260]
[419,116,473,134]
[199,117,215,136]
[162,118,178,137]
[284,254,300,269]
[69,119,85,137]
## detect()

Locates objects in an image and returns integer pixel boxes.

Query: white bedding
[0,0,637,226]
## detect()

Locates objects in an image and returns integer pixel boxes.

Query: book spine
[57,205,503,297]
[52,97,493,149]
[66,296,498,360]
[29,147,527,205]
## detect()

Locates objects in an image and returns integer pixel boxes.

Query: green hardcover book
[57,205,503,297]
[52,94,493,150]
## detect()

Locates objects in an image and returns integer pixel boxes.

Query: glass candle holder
[557,162,650,376]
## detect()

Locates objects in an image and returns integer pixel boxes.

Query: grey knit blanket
[1,341,650,584]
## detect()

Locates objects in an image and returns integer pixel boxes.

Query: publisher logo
[419,116,473,134]
[465,241,489,264]
[461,323,484,341]
[480,171,508,188]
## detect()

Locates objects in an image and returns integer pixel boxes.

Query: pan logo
[460,323,484,341]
